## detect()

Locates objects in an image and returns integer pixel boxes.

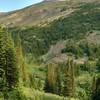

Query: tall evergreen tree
[96,58,100,72]
[55,65,62,95]
[0,27,19,99]
[44,63,58,93]
[0,27,6,91]
[92,76,100,100]
[15,33,28,86]
[63,59,75,97]
[0,27,19,89]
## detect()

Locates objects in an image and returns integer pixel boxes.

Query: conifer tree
[44,63,58,93]
[63,58,75,97]
[44,72,53,93]
[92,76,100,100]
[96,58,100,72]
[0,27,19,89]
[55,65,62,95]
[15,33,28,86]
[0,27,6,90]
[0,27,19,99]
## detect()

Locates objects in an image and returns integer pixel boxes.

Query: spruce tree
[15,33,28,86]
[0,27,19,99]
[96,58,100,72]
[0,27,6,91]
[92,76,100,100]
[63,58,75,97]
[44,72,53,93]
[55,65,62,95]
[44,63,58,93]
[0,27,19,90]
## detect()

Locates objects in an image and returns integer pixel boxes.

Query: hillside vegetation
[9,2,100,59]
[0,0,100,100]
[0,0,99,27]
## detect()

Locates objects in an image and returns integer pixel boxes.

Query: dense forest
[0,1,100,100]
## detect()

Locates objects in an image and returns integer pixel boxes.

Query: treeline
[0,26,33,99]
[44,58,100,99]
[8,2,100,59]
[44,59,75,97]
[0,26,56,100]
[62,40,100,59]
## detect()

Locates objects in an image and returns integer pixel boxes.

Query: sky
[0,0,43,12]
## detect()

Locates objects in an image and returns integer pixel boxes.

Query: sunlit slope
[0,0,100,27]
[9,2,100,60]
[0,1,70,27]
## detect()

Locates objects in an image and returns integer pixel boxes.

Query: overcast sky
[0,0,43,12]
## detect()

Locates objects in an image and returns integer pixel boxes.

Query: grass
[19,86,80,100]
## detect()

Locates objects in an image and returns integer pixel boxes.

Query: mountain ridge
[0,1,67,27]
[0,0,100,27]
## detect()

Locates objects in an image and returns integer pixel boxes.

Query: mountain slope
[0,1,70,27]
[8,1,100,63]
[0,0,99,27]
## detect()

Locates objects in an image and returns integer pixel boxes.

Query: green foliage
[5,86,68,100]
[92,76,100,100]
[15,33,29,86]
[8,2,100,59]
[0,27,19,100]
[75,73,93,100]
[0,27,7,91]
[44,63,58,94]
[62,40,100,59]
[0,2,100,100]
[0,27,19,90]
[96,58,100,72]
[7,88,27,100]
[63,59,74,97]
[44,59,75,97]
[5,48,18,89]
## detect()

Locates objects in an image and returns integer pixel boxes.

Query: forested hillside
[0,0,100,100]
[9,2,100,59]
